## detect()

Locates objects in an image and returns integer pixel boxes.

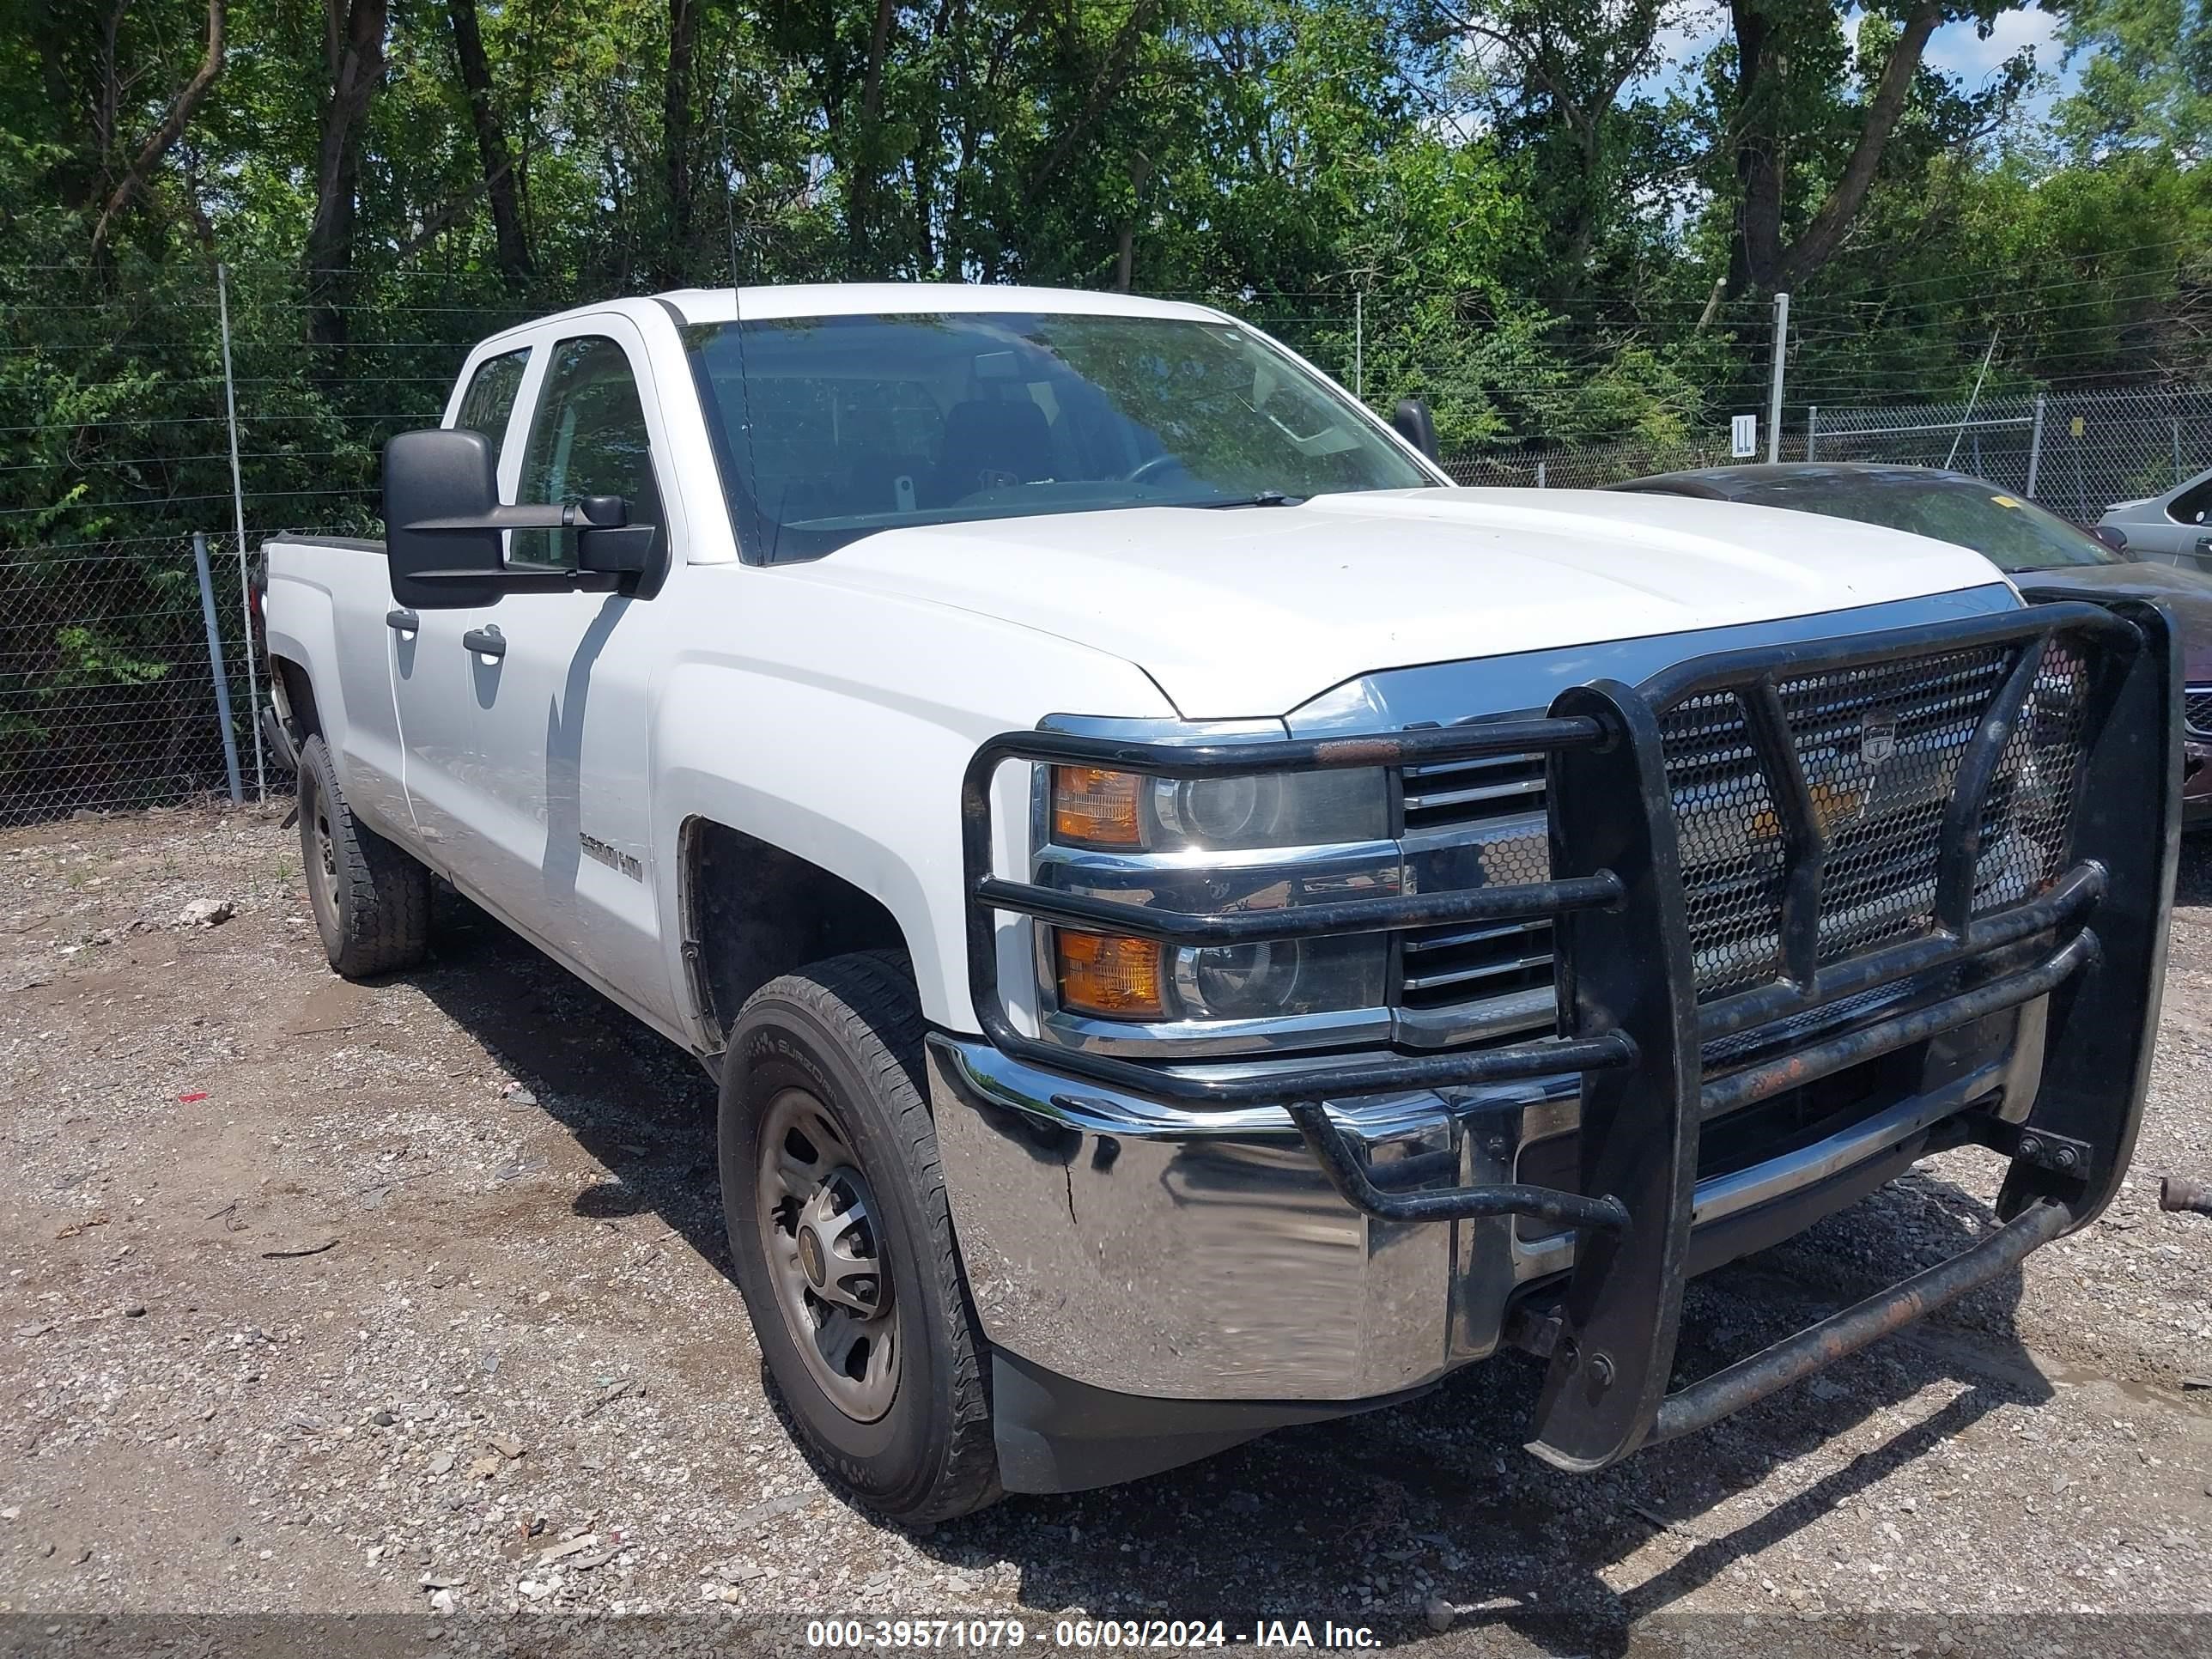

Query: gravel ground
[1,803,2209,1655]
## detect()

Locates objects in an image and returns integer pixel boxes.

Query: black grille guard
[958,592,2180,1468]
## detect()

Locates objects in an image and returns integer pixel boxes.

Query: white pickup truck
[258,284,2178,1523]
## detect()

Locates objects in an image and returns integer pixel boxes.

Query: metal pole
[2178,416,2186,488]
[1536,459,1547,489]
[1807,405,1818,463]
[1353,289,1364,404]
[192,532,245,805]
[1945,330,2000,471]
[2075,412,2088,522]
[1765,291,1789,464]
[217,263,266,800]
[2025,392,2046,499]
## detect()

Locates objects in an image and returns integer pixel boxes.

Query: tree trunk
[1727,0,1944,295]
[88,0,228,258]
[663,0,698,277]
[1726,0,1787,295]
[1775,0,1945,289]
[303,0,390,347]
[447,0,530,290]
[845,0,897,272]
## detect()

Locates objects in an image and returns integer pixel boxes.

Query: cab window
[454,348,531,450]
[512,336,665,568]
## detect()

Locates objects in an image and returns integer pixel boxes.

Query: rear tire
[296,733,430,978]
[720,950,1001,1523]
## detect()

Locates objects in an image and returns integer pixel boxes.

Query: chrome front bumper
[927,1026,2038,1405]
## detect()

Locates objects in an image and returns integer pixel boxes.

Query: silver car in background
[2100,464,2212,570]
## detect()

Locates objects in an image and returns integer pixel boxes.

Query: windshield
[681,312,1431,560]
[1718,471,2122,572]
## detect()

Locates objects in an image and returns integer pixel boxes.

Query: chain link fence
[1444,386,2212,504]
[1,259,499,829]
[9,267,2212,828]
[0,534,252,821]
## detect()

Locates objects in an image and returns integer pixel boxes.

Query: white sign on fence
[1730,413,1758,459]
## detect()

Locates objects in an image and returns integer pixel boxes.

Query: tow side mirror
[2091,524,2130,555]
[386,428,506,609]
[384,429,653,606]
[1393,398,1441,465]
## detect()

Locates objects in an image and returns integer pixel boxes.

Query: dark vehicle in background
[1613,463,2212,823]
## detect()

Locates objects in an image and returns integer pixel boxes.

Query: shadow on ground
[400,886,2054,1656]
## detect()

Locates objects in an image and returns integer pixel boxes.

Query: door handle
[462,625,506,660]
[386,607,418,632]
[2196,538,2211,555]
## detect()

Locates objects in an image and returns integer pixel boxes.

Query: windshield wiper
[1182,490,1306,509]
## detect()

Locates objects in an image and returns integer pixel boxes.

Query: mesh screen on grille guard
[1656,637,2093,1000]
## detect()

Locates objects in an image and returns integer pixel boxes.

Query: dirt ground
[1,802,2209,1655]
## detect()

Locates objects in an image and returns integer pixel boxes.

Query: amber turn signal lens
[1052,766,1144,847]
[1055,929,1166,1018]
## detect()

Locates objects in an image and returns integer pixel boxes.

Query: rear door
[392,319,674,1012]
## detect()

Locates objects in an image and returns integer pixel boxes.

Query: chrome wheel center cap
[795,1224,827,1289]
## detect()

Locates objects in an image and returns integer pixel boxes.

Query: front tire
[720,951,1000,1523]
[296,733,430,978]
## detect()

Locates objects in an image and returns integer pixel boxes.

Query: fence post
[217,263,266,801]
[1353,289,1364,404]
[1765,291,1789,463]
[1536,459,1547,488]
[192,532,245,805]
[2178,416,2186,488]
[1806,405,1818,462]
[2025,392,2047,499]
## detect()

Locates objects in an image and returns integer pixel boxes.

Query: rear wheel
[296,734,430,977]
[720,951,1000,1523]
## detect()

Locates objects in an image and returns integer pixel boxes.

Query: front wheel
[720,951,1000,1523]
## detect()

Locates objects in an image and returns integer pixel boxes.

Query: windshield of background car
[1723,471,2122,571]
[681,312,1432,560]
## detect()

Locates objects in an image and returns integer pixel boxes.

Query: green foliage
[2059,0,2212,159]
[0,0,2206,494]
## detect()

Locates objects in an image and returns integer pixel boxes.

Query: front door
[393,324,673,1017]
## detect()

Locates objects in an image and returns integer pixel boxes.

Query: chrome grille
[2185,685,2212,737]
[1397,750,1556,1046]
[1657,639,2093,1000]
[1400,751,1547,834]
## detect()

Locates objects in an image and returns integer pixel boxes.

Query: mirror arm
[406,496,627,535]
[410,505,566,532]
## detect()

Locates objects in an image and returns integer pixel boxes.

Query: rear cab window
[453,347,532,450]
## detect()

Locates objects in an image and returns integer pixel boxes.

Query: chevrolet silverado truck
[257,284,2179,1523]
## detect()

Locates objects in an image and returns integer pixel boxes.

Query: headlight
[1050,764,1386,851]
[1046,762,1392,1024]
[1170,935,1386,1020]
[1054,932,1389,1023]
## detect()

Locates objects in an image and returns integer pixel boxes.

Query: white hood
[777,487,2014,719]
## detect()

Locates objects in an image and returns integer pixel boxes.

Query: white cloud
[1923,6,2063,86]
